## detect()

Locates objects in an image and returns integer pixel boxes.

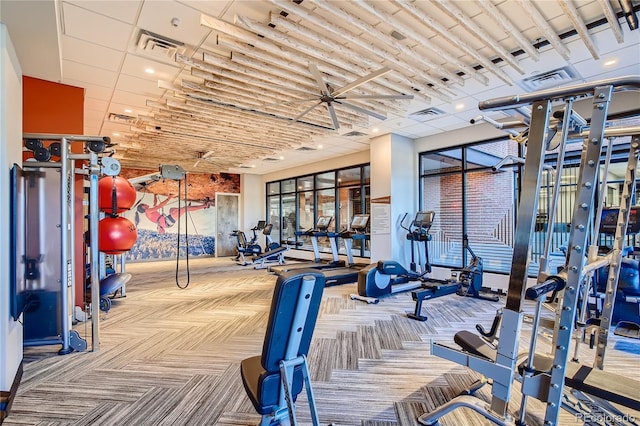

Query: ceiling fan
[291,64,414,130]
[193,150,225,168]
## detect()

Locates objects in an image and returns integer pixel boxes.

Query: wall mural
[116,167,240,262]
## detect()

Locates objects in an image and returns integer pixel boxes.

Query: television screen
[414,211,435,229]
[350,214,370,230]
[599,206,640,235]
[316,216,333,229]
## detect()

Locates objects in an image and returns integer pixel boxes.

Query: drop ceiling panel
[65,0,142,25]
[85,98,109,113]
[177,0,231,19]
[120,53,182,82]
[62,59,118,88]
[111,90,154,109]
[64,80,113,101]
[62,2,132,51]
[396,124,441,139]
[84,108,107,123]
[115,73,166,97]
[61,36,123,72]
[108,101,147,117]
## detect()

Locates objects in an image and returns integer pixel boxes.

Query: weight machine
[15,133,118,353]
[419,76,640,426]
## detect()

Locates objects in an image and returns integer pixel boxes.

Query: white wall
[240,173,264,231]
[0,22,23,396]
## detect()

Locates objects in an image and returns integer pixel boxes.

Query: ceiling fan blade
[327,103,340,130]
[333,67,392,97]
[292,101,323,122]
[308,63,331,95]
[337,100,387,121]
[260,98,317,108]
[337,94,414,100]
[202,150,216,159]
[193,159,202,168]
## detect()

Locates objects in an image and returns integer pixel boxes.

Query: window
[266,164,370,258]
[420,134,638,276]
[420,138,519,273]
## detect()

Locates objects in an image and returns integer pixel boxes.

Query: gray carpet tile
[4,257,640,425]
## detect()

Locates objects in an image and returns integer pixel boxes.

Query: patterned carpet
[5,257,640,425]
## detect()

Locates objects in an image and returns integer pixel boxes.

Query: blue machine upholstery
[241,269,325,419]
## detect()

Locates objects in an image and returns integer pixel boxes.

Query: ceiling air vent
[296,146,316,151]
[408,107,445,122]
[108,113,137,123]
[343,131,367,137]
[137,30,186,61]
[263,157,280,161]
[390,30,406,41]
[517,66,579,92]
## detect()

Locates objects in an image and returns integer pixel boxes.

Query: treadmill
[321,214,370,287]
[269,216,345,274]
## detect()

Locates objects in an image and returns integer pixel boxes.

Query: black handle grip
[526,277,565,300]
[476,314,501,338]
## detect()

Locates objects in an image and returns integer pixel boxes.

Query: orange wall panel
[23,76,84,134]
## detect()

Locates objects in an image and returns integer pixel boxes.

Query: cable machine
[18,133,119,353]
[419,76,640,426]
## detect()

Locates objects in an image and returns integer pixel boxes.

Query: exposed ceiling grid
[2,0,637,174]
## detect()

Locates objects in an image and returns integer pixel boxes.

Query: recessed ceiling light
[279,156,285,160]
[317,144,323,149]
[372,127,379,133]
[113,132,120,136]
[455,103,464,110]
[124,108,132,113]
[145,68,155,74]
[603,58,617,67]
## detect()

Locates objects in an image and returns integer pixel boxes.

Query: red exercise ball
[98,176,137,213]
[98,216,138,254]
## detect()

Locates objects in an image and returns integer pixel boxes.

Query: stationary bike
[232,220,265,265]
[262,223,281,252]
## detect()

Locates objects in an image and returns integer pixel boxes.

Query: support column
[241,173,263,231]
[0,23,24,420]
[369,133,417,263]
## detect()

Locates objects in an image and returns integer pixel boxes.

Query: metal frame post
[59,136,73,355]
[544,84,613,425]
[489,99,552,416]
[594,136,639,369]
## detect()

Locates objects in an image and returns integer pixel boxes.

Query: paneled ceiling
[2,0,639,174]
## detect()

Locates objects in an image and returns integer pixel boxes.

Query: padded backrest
[238,231,247,246]
[261,269,326,372]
